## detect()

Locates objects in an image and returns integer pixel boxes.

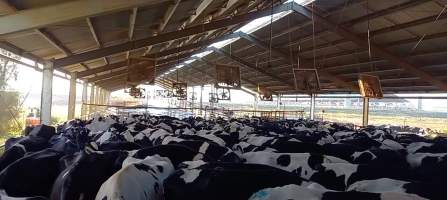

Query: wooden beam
[292,5,447,91]
[53,2,294,68]
[0,0,169,35]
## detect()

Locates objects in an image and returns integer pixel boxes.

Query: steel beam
[212,47,294,89]
[0,0,169,35]
[86,17,109,65]
[292,5,447,91]
[52,2,295,68]
[239,32,359,91]
[76,33,239,78]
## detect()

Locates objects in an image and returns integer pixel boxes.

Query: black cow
[0,149,63,197]
[50,150,129,200]
[0,125,55,172]
[164,162,307,200]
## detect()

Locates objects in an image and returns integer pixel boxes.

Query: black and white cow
[348,178,444,200]
[249,184,428,200]
[95,155,174,200]
[0,125,55,171]
[165,140,241,163]
[132,144,211,168]
[0,149,63,197]
[164,161,307,200]
[50,150,129,200]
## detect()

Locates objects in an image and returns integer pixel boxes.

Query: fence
[82,103,305,120]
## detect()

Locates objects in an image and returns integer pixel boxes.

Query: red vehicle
[25,108,40,126]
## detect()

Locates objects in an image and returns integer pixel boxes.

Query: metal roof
[1,0,447,94]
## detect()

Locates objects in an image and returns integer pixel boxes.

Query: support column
[81,82,88,119]
[89,84,96,114]
[310,93,316,120]
[40,61,53,125]
[362,97,370,127]
[191,86,195,113]
[199,85,203,116]
[95,87,101,105]
[106,91,111,105]
[67,72,77,120]
[276,94,281,110]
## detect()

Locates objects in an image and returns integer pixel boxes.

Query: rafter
[235,0,431,62]
[0,0,169,36]
[53,2,295,68]
[35,29,89,70]
[291,4,447,91]
[86,17,109,65]
[126,7,138,59]
[143,0,181,55]
[87,61,174,83]
[164,0,215,50]
[211,47,294,89]
[1,1,89,70]
[239,32,359,91]
[192,57,278,94]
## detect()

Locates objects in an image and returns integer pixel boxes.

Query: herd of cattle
[0,114,446,200]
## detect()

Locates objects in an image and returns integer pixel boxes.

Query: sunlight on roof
[236,11,290,34]
[208,37,240,49]
[235,0,314,34]
[286,0,315,5]
[157,0,315,78]
[184,59,196,64]
[193,50,213,58]
[176,64,184,69]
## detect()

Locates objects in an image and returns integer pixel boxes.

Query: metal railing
[81,103,305,120]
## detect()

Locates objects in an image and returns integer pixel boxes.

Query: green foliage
[0,49,19,90]
[51,116,64,126]
[0,91,23,136]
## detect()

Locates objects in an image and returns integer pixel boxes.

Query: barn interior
[1,0,447,200]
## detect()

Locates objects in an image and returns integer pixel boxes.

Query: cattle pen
[1,0,447,200]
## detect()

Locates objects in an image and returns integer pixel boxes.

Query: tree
[0,49,19,90]
[0,49,22,137]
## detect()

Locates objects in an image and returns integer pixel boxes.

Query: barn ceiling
[1,0,447,94]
